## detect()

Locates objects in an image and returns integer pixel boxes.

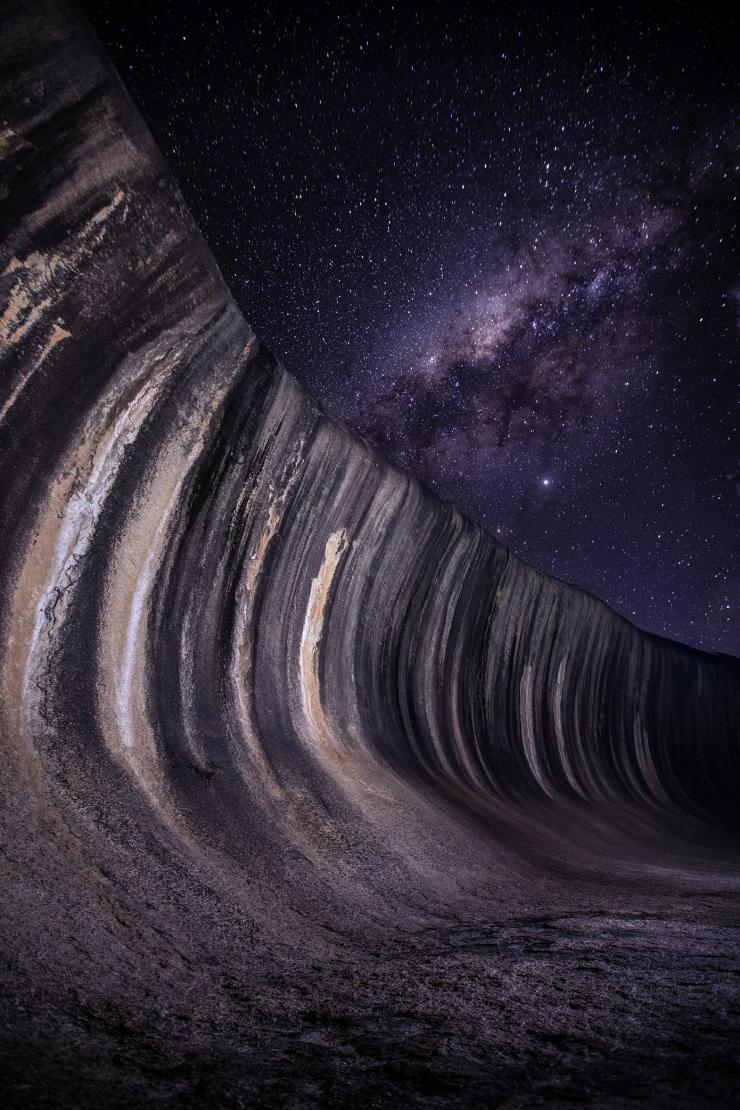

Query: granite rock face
[1,3,739,1107]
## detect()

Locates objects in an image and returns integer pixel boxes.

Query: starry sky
[84,1,738,656]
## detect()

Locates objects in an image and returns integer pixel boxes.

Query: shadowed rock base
[0,2,738,1107]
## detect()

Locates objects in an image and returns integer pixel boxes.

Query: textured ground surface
[0,2,739,1107]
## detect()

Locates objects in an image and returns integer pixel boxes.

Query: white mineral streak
[421,526,477,785]
[569,625,603,801]
[519,662,554,797]
[116,509,174,751]
[229,410,305,793]
[336,467,407,753]
[98,334,256,783]
[553,654,582,794]
[21,371,162,734]
[443,535,494,792]
[0,321,72,426]
[300,528,348,758]
[0,192,125,422]
[634,712,669,803]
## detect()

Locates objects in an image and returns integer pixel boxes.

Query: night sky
[84,1,738,656]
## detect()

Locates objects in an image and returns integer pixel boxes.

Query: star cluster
[85,0,738,655]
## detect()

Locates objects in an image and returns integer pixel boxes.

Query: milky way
[85,0,738,654]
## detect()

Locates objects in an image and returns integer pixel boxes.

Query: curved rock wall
[1,3,738,1107]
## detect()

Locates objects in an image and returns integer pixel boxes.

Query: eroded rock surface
[0,2,738,1106]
